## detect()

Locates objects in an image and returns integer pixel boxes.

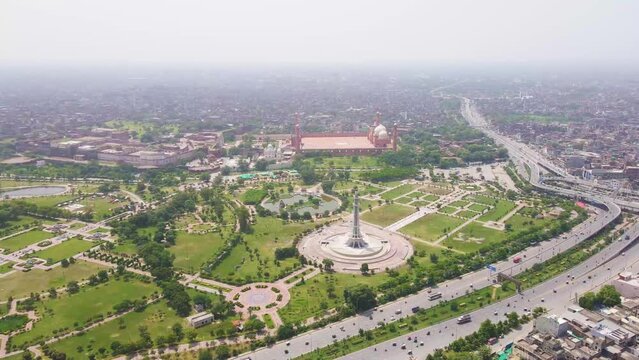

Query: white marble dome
[373,124,387,137]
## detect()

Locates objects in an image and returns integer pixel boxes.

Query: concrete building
[187,312,215,328]
[613,272,639,299]
[535,314,570,338]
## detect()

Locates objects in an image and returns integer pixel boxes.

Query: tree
[344,284,377,312]
[254,159,269,171]
[172,323,184,341]
[236,206,251,233]
[199,173,211,183]
[360,263,369,275]
[48,288,57,299]
[66,281,80,294]
[60,258,70,268]
[579,291,597,310]
[215,344,231,360]
[597,285,621,307]
[276,324,296,340]
[244,316,266,332]
[97,270,109,282]
[322,258,334,272]
[198,350,213,360]
[162,281,192,317]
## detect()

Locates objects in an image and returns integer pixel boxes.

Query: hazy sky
[2,0,638,66]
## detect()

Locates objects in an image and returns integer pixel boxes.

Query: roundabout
[298,192,413,273]
[226,282,290,316]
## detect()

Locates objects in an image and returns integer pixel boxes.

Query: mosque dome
[373,124,387,137]
[377,129,389,140]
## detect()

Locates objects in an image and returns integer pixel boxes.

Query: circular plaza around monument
[298,193,413,273]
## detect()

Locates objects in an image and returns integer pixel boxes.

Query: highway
[230,99,637,360]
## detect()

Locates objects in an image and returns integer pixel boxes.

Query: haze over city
[2,0,639,66]
[1,2,639,360]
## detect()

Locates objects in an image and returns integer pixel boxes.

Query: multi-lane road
[230,98,639,360]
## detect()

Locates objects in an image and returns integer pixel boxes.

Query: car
[401,344,406,349]
[392,342,397,347]
[408,350,413,355]
[286,342,290,346]
[332,335,336,339]
[420,342,424,346]
[411,306,421,313]
[284,350,289,354]
[395,309,402,314]
[541,298,545,302]
[305,342,309,345]
[494,311,498,316]
[553,289,557,293]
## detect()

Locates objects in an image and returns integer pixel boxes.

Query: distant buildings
[16,128,225,169]
[291,113,398,155]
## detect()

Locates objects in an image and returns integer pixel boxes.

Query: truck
[512,256,522,264]
[457,314,471,324]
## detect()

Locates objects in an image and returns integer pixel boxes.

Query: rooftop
[301,135,376,150]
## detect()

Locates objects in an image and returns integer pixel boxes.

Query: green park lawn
[333,181,382,196]
[411,200,431,208]
[395,196,413,204]
[406,191,424,199]
[399,213,464,242]
[448,200,469,208]
[505,214,550,230]
[211,217,317,284]
[410,241,448,267]
[0,229,53,253]
[19,194,77,208]
[0,261,15,274]
[380,184,416,201]
[421,194,440,202]
[420,184,453,195]
[279,273,390,325]
[438,206,457,215]
[49,300,238,360]
[111,241,138,256]
[78,195,130,220]
[477,199,517,222]
[169,231,226,273]
[457,210,479,219]
[468,203,491,213]
[443,222,508,253]
[9,277,159,348]
[28,238,95,264]
[360,204,415,227]
[314,156,380,169]
[0,260,107,301]
[0,314,28,334]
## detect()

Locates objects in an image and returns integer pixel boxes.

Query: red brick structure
[291,113,398,155]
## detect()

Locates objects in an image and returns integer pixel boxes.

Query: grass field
[0,260,107,301]
[111,241,137,256]
[78,196,129,220]
[279,273,389,325]
[411,200,431,208]
[314,156,380,169]
[380,184,416,201]
[438,206,457,214]
[421,194,439,202]
[448,200,469,208]
[28,238,94,264]
[457,210,479,219]
[444,222,508,252]
[399,213,464,242]
[50,301,239,360]
[211,217,316,284]
[477,199,517,222]
[468,203,491,213]
[420,185,453,195]
[17,194,77,208]
[333,181,382,196]
[263,313,275,329]
[360,204,415,227]
[0,261,15,274]
[170,231,226,273]
[0,314,28,334]
[9,277,159,348]
[395,196,413,204]
[0,229,53,253]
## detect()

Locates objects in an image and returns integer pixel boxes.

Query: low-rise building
[187,312,215,328]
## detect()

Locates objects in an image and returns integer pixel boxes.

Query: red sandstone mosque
[291,113,398,155]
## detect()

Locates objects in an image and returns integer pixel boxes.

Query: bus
[428,292,443,301]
